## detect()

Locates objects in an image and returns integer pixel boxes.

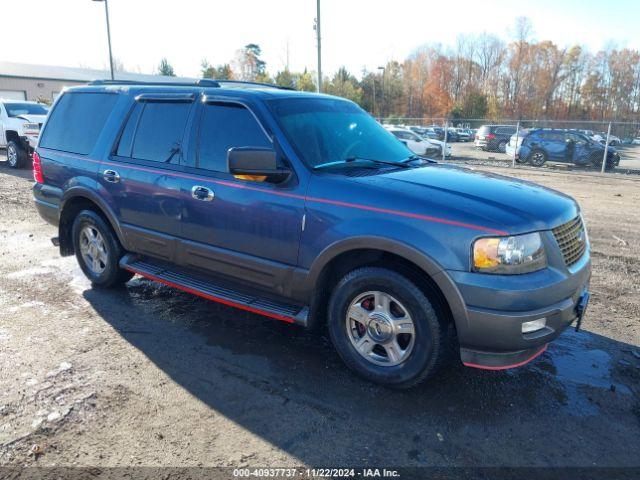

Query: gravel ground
[0,156,639,473]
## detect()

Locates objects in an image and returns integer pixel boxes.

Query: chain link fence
[379,117,640,175]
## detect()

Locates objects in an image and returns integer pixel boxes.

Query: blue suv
[516,129,620,170]
[33,80,591,388]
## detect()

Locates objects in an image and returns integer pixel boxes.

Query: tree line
[156,18,640,124]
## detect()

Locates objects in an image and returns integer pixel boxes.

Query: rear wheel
[72,210,134,288]
[529,149,547,167]
[327,267,450,389]
[6,140,27,169]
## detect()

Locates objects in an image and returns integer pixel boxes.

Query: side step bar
[120,254,309,326]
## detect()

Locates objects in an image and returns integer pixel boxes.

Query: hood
[351,164,578,234]
[16,114,47,124]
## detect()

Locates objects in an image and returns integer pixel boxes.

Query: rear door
[178,99,305,293]
[101,93,196,262]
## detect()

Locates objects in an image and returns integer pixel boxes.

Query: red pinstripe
[463,344,548,370]
[123,266,296,324]
[48,150,509,235]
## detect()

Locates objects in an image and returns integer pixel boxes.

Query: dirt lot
[0,156,639,473]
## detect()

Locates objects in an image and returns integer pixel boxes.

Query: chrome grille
[552,216,587,267]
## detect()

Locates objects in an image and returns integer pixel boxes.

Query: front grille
[552,216,587,267]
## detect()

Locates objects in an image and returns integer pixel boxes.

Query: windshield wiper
[314,156,412,170]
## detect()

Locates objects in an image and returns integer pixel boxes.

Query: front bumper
[448,253,591,369]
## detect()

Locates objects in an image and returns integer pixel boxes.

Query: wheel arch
[58,187,126,256]
[303,237,467,336]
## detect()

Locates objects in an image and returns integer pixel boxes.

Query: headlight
[473,232,547,274]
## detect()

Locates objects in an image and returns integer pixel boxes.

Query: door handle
[103,169,120,183]
[191,185,214,201]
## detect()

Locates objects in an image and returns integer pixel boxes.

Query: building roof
[0,61,195,83]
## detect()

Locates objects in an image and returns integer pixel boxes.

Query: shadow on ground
[83,277,640,467]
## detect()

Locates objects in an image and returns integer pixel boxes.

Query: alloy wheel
[79,226,108,275]
[7,145,17,167]
[345,291,416,367]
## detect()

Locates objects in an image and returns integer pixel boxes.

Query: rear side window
[197,103,270,172]
[40,92,118,155]
[496,127,516,135]
[116,101,192,163]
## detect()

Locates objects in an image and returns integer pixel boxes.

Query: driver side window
[197,102,271,175]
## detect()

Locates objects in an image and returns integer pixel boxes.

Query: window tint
[129,102,191,162]
[116,103,143,157]
[40,92,118,154]
[197,103,270,172]
[496,127,516,135]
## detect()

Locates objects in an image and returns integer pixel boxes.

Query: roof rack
[88,78,293,90]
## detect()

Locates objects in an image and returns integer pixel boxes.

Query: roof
[67,82,331,101]
[0,60,195,83]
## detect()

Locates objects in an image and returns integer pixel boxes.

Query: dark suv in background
[517,129,620,170]
[32,80,590,388]
[475,125,517,152]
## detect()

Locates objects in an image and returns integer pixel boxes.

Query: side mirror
[227,147,291,184]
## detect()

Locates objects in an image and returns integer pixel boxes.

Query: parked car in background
[446,128,460,142]
[426,125,446,141]
[33,80,591,387]
[596,132,621,146]
[407,125,438,140]
[423,136,452,158]
[517,129,619,170]
[474,125,517,152]
[632,138,640,145]
[0,99,49,168]
[505,129,529,163]
[386,127,441,157]
[454,128,473,142]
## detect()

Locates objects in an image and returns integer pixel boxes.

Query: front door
[100,94,195,262]
[179,100,306,294]
[565,132,591,165]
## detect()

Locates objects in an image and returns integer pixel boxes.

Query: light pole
[93,0,114,80]
[377,66,385,120]
[314,0,322,92]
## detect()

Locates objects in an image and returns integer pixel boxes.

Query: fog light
[522,318,546,334]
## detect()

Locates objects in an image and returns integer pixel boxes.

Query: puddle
[551,332,632,395]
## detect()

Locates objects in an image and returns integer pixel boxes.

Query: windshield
[269,97,411,168]
[4,103,49,117]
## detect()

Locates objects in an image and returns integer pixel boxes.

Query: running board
[120,254,309,326]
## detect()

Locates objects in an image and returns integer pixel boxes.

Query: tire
[327,267,450,389]
[71,210,134,288]
[6,140,28,169]
[528,149,547,167]
[591,152,616,171]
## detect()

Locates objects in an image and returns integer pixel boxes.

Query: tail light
[486,133,496,140]
[33,151,44,183]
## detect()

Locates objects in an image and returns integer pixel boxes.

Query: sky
[2,0,639,79]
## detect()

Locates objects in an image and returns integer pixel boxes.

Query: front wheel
[72,210,134,288]
[6,140,28,168]
[327,267,450,389]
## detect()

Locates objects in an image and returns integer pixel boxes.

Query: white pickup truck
[1,99,49,168]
